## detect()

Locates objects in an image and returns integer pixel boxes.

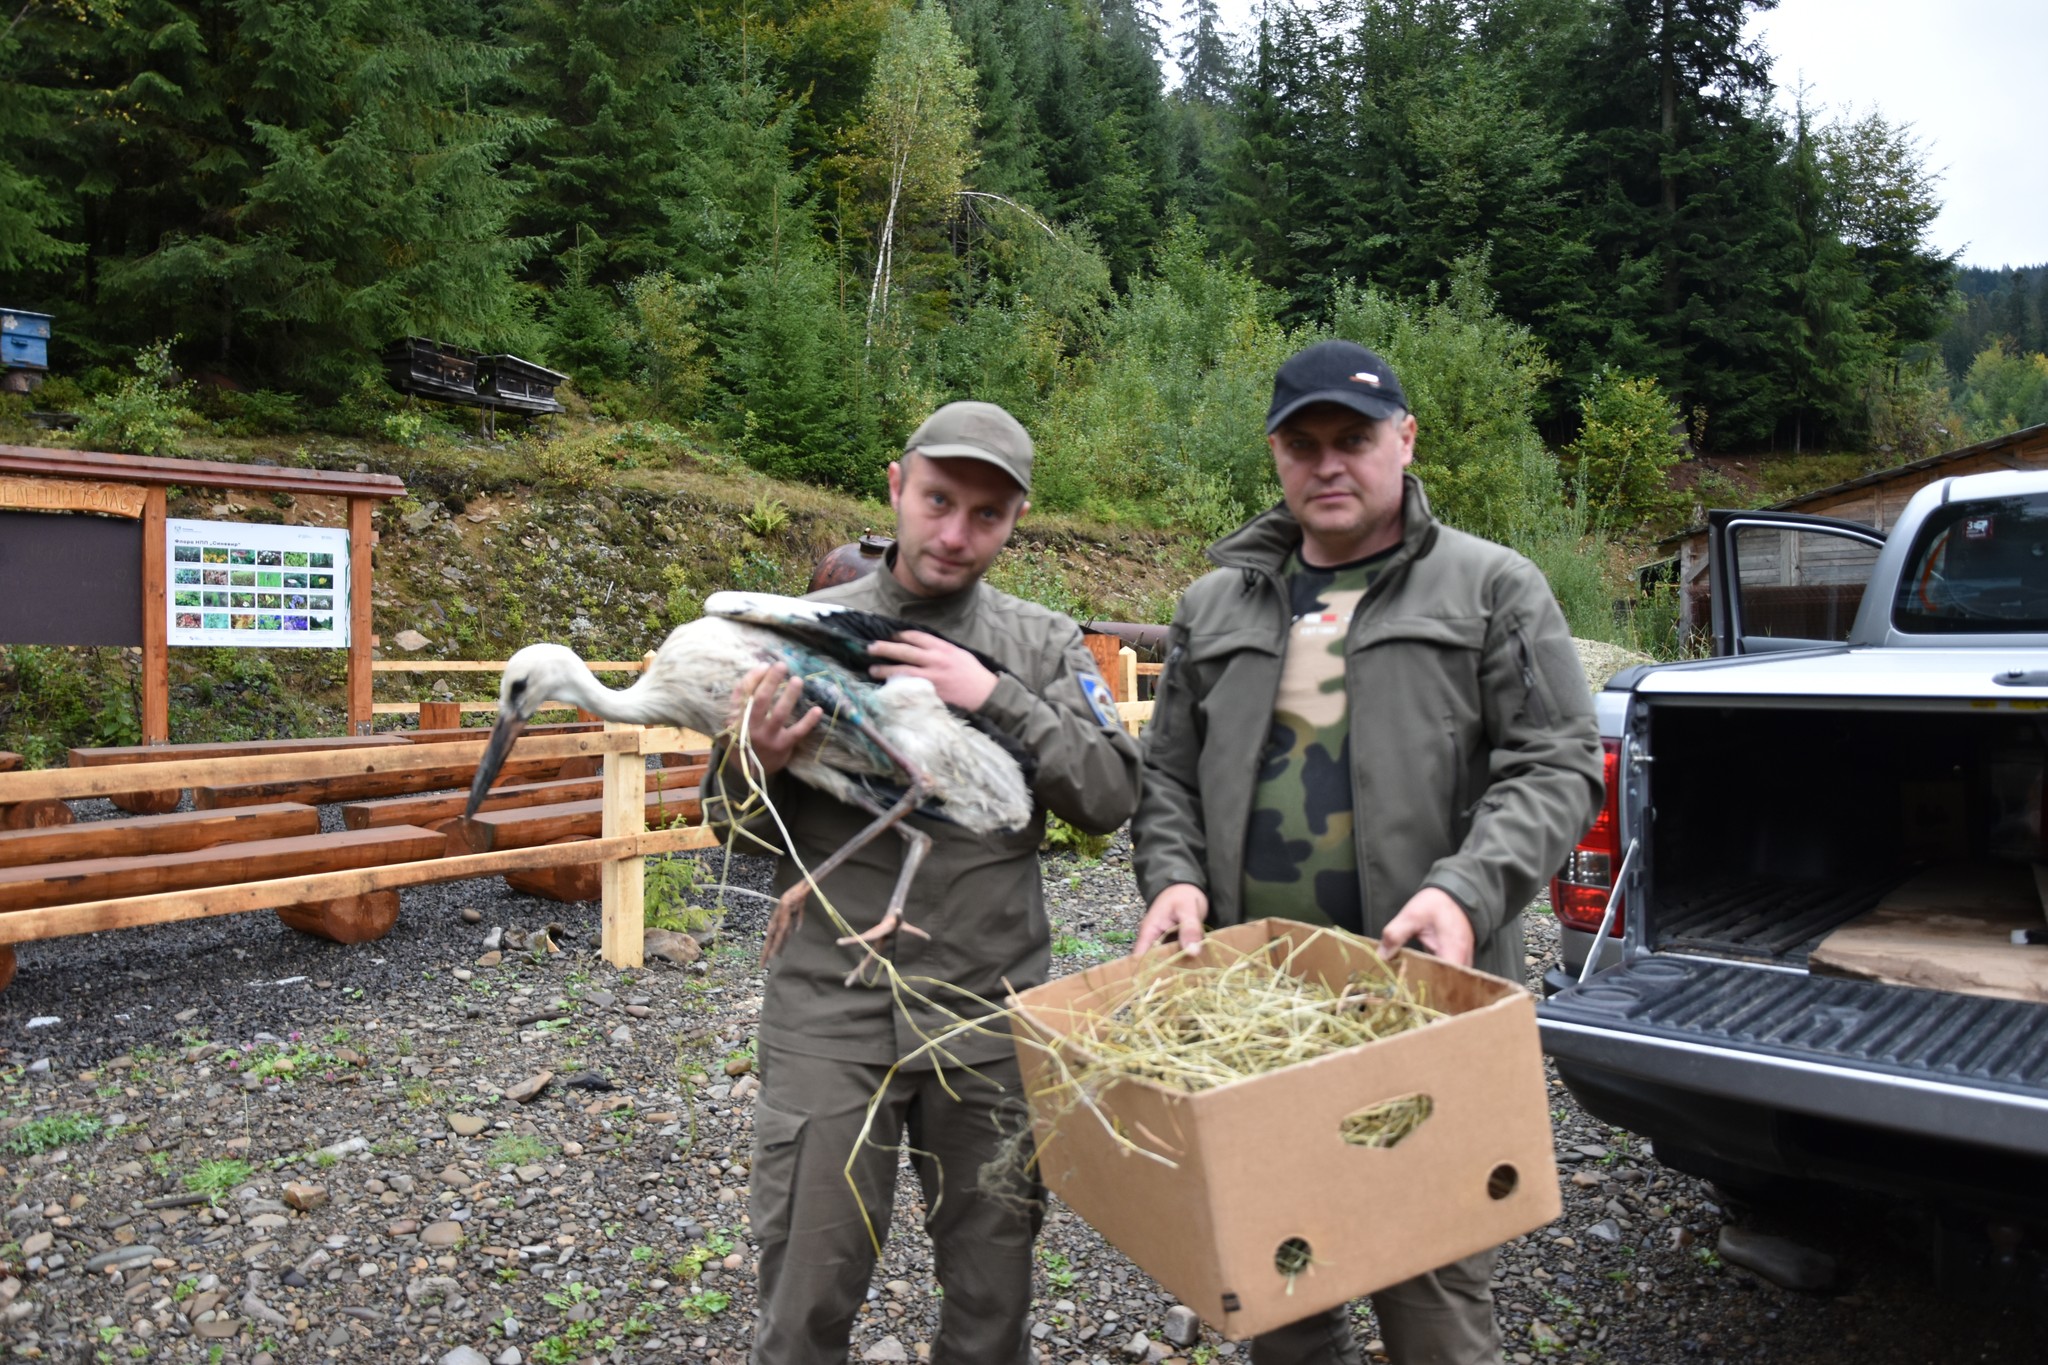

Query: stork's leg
[838,821,934,949]
[760,716,933,963]
[839,822,933,986]
[759,780,925,961]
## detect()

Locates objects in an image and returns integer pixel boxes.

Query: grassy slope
[0,425,1207,757]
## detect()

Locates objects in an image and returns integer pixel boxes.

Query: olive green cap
[904,401,1033,493]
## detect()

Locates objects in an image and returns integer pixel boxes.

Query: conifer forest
[3,1,2044,603]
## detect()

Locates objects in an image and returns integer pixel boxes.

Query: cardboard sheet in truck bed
[1809,864,2048,1004]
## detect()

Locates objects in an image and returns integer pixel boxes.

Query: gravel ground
[1,833,2043,1364]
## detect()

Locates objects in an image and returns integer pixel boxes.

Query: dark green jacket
[704,558,1142,1066]
[1133,477,1603,982]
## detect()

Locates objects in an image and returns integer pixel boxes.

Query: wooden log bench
[399,720,602,745]
[451,787,704,903]
[0,725,718,990]
[0,750,72,830]
[191,753,599,810]
[0,825,448,986]
[70,735,416,815]
[340,760,707,835]
[0,803,317,868]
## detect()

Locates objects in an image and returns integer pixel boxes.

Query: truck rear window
[1892,494,2048,632]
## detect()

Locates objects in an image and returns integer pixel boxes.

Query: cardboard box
[1009,919,1561,1339]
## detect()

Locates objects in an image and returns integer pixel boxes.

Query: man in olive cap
[1131,342,1602,1363]
[706,401,1142,1365]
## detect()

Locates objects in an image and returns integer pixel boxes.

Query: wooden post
[140,486,168,744]
[1083,632,1122,693]
[418,700,462,731]
[599,725,646,968]
[1118,645,1138,705]
[347,497,374,735]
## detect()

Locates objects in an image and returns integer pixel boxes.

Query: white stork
[464,592,1033,961]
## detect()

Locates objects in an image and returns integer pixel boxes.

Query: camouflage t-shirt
[1240,547,1395,932]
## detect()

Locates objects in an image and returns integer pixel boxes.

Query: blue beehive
[1,308,52,371]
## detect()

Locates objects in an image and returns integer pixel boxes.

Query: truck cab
[1540,471,2048,1216]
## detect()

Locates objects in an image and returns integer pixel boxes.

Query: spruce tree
[499,0,702,285]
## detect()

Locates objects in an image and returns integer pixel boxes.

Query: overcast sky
[1175,0,2044,269]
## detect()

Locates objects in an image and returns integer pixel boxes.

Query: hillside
[0,426,1205,759]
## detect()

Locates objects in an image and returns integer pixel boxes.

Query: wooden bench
[399,720,602,745]
[0,725,718,991]
[339,761,706,834]
[70,735,416,815]
[452,788,704,902]
[0,826,447,956]
[191,753,600,809]
[0,803,317,868]
[0,750,72,830]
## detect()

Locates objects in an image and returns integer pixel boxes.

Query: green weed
[489,1133,554,1167]
[183,1158,254,1204]
[0,1114,102,1156]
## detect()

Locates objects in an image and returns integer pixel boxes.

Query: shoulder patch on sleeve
[1078,673,1117,726]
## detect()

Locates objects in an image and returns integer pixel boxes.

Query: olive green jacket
[1133,477,1603,983]
[704,558,1142,1066]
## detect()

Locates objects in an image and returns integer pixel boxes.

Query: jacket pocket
[1181,627,1281,737]
[748,1095,807,1245]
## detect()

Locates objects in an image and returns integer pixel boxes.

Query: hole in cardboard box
[1339,1092,1433,1148]
[1487,1163,1519,1200]
[1274,1236,1314,1280]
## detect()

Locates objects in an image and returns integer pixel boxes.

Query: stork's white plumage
[465,594,1034,964]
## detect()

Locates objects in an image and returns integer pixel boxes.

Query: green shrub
[1564,370,1686,533]
[0,646,141,766]
[645,854,719,935]
[74,339,199,456]
[1033,220,1286,532]
[1041,813,1111,860]
[29,375,85,411]
[199,387,303,436]
[530,428,618,487]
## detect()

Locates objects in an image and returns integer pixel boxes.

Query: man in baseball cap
[713,397,1140,1365]
[1132,341,1603,1364]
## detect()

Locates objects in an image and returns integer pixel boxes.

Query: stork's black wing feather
[738,603,1012,679]
[712,595,1037,789]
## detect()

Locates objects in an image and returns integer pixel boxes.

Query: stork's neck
[549,662,671,726]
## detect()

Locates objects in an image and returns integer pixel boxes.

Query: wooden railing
[369,656,654,719]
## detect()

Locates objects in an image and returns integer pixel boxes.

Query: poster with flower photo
[166,519,349,647]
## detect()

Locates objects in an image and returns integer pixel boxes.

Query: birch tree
[852,1,977,345]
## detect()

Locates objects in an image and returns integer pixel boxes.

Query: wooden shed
[1661,423,2048,640]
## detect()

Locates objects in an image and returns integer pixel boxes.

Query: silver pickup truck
[1540,471,2048,1216]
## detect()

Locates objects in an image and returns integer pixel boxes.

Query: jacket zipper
[1512,627,1551,727]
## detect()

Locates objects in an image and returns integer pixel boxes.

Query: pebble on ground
[0,831,2041,1364]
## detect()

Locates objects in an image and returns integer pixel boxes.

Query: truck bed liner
[1655,870,1907,963]
[1544,957,2048,1098]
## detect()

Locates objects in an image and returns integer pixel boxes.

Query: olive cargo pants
[748,1046,1044,1365]
[1250,1247,1503,1365]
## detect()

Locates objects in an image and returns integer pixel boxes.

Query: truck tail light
[1552,738,1623,935]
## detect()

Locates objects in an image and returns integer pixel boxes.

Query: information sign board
[165,518,350,647]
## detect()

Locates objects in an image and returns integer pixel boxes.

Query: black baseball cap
[1266,340,1409,433]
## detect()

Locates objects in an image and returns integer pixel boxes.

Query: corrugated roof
[1657,421,2048,548]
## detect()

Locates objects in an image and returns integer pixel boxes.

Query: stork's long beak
[464,712,528,818]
